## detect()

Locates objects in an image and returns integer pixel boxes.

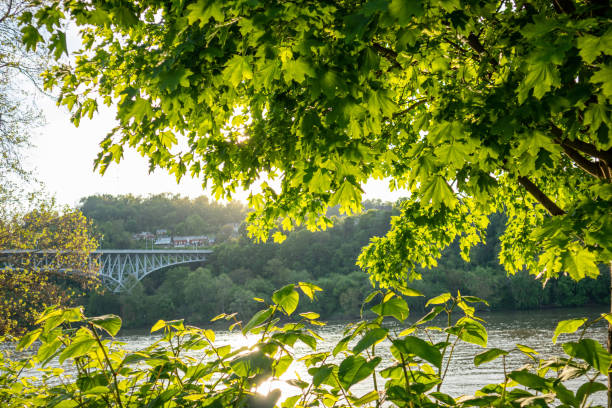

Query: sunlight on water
[13,306,608,405]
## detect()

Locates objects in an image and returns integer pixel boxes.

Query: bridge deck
[0,249,213,254]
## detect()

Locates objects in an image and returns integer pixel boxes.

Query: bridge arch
[95,250,212,292]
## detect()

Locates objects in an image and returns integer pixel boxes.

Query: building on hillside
[173,236,189,247]
[133,231,154,240]
[154,237,172,247]
[156,229,168,236]
[172,235,208,247]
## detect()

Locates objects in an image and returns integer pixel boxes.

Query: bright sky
[26,94,407,208]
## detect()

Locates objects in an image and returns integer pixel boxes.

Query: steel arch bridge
[94,250,212,292]
[0,249,212,293]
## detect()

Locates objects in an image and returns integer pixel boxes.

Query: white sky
[25,93,407,208]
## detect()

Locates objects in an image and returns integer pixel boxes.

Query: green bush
[1,284,609,407]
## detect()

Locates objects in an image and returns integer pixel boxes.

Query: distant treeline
[80,194,610,329]
[80,194,247,248]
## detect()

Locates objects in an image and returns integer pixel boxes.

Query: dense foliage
[23,0,611,290]
[3,285,610,407]
[0,204,98,335]
[82,199,608,329]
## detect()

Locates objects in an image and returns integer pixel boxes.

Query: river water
[110,306,608,405]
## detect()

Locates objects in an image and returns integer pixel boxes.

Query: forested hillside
[80,194,246,247]
[81,195,609,329]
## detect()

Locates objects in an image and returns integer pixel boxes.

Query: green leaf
[552,318,587,344]
[430,392,456,406]
[591,64,612,98]
[474,348,508,366]
[435,142,470,168]
[518,62,560,102]
[59,338,97,364]
[83,386,111,395]
[272,284,300,315]
[508,370,549,391]
[300,312,320,320]
[420,176,457,209]
[49,31,68,59]
[17,329,41,351]
[158,68,193,92]
[447,318,487,347]
[389,0,424,25]
[37,339,62,365]
[88,315,122,337]
[577,31,612,64]
[354,390,380,406]
[426,293,451,306]
[562,248,600,280]
[256,60,281,91]
[576,381,607,403]
[20,26,43,51]
[353,328,388,354]
[563,339,612,376]
[151,320,165,333]
[371,296,410,322]
[414,305,445,325]
[243,307,275,334]
[397,287,424,297]
[461,296,489,306]
[333,335,351,356]
[186,0,224,26]
[392,336,442,368]
[112,6,138,27]
[298,282,322,300]
[223,55,253,87]
[311,365,334,386]
[126,98,153,122]
[516,344,539,358]
[329,180,362,209]
[368,89,397,117]
[283,58,315,84]
[338,355,381,389]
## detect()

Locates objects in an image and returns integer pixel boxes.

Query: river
[108,306,608,405]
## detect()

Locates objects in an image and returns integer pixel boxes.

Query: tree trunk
[608,262,612,408]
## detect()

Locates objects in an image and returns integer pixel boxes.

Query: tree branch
[466,33,498,68]
[517,176,566,216]
[551,124,612,166]
[556,139,604,178]
[392,98,428,119]
[371,42,402,70]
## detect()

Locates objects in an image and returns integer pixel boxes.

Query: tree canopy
[24,0,611,287]
[0,204,98,335]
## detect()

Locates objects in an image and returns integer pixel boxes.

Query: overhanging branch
[551,125,612,165]
[557,140,604,178]
[517,176,566,216]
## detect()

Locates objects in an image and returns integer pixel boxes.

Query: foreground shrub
[1,283,609,407]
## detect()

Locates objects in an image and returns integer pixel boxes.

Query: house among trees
[153,237,172,247]
[132,231,154,241]
[152,235,214,248]
[172,236,208,247]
